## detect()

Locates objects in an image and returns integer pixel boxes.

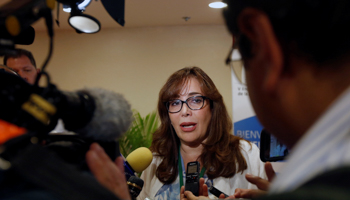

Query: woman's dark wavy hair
[150,66,249,184]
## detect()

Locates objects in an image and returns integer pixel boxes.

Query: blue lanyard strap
[178,145,206,188]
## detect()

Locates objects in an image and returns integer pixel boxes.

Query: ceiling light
[57,0,125,33]
[68,13,101,33]
[209,2,227,9]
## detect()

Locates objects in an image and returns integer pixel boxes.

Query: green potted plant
[119,110,159,157]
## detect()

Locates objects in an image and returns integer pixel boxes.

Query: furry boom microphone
[42,87,134,170]
[58,88,133,141]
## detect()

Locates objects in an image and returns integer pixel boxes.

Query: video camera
[0,0,126,172]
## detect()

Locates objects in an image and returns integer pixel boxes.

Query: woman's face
[169,77,212,146]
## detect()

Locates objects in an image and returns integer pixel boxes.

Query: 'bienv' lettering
[236,130,261,139]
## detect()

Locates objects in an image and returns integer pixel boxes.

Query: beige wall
[15,25,233,118]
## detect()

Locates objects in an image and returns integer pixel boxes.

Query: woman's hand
[86,143,131,200]
[180,178,210,200]
[181,186,211,200]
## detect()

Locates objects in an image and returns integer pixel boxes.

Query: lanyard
[178,146,206,188]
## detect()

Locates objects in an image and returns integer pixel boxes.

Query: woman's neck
[180,142,204,171]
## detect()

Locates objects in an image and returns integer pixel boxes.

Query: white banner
[230,50,263,148]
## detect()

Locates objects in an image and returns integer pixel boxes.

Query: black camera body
[185,161,200,196]
[44,134,120,171]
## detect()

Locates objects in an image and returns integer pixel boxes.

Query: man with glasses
[202,0,350,199]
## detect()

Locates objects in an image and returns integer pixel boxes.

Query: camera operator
[3,48,40,85]
[3,48,68,133]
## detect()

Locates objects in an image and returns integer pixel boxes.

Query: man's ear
[36,68,41,82]
[237,8,284,93]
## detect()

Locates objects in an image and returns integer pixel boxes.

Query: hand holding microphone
[122,147,152,199]
[181,178,229,200]
[86,143,132,200]
[87,145,153,200]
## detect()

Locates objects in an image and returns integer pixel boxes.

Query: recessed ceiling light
[209,2,227,9]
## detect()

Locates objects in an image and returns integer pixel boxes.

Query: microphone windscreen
[73,88,133,141]
[126,147,153,173]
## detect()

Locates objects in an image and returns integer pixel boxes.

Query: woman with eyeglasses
[137,67,266,200]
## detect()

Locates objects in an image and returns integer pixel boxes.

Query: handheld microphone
[127,176,144,200]
[123,147,153,180]
[205,180,229,198]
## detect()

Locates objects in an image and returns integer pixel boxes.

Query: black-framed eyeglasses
[166,96,209,113]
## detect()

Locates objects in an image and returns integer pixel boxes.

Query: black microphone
[127,176,144,200]
[205,180,229,198]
